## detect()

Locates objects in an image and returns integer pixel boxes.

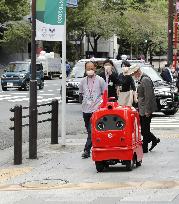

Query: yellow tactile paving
[1,180,179,191]
[0,167,33,182]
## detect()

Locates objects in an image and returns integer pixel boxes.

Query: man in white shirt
[79,61,106,159]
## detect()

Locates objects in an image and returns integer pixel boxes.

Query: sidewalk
[0,132,179,204]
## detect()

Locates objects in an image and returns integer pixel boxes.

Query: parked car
[1,61,44,91]
[108,62,179,115]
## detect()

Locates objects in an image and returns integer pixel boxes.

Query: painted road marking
[0,167,32,182]
[11,93,28,95]
[1,180,179,191]
[151,113,179,129]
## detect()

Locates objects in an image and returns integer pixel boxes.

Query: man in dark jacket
[160,64,173,83]
[129,64,160,153]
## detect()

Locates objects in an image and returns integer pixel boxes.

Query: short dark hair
[85,61,96,69]
[121,60,131,67]
[165,63,170,67]
[103,59,114,67]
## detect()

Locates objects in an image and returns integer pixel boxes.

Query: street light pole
[145,40,148,63]
[174,0,179,69]
[168,0,174,65]
[29,0,37,159]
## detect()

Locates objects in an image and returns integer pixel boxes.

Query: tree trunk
[93,37,98,57]
[136,45,138,59]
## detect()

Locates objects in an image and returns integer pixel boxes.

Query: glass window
[7,63,30,72]
[140,66,163,82]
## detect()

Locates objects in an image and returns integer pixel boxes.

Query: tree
[0,0,30,57]
[0,0,29,24]
[115,0,168,61]
[67,0,168,61]
[67,0,92,59]
[82,0,128,57]
[67,0,129,58]
[1,21,31,54]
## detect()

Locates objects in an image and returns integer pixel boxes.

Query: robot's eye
[116,121,124,128]
[103,117,107,122]
[97,122,105,130]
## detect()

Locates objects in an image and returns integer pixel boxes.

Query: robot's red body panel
[91,101,143,172]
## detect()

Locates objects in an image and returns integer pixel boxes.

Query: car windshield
[140,66,163,82]
[70,59,119,78]
[6,63,30,72]
[70,62,85,78]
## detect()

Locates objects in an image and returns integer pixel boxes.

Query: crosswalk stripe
[151,125,179,127]
[151,112,179,128]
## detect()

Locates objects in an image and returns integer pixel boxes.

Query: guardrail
[10,99,59,165]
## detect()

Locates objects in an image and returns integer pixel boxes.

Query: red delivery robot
[91,98,143,172]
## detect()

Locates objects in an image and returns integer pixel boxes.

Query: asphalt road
[0,78,86,150]
[0,78,178,150]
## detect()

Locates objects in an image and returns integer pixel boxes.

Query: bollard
[14,106,22,165]
[51,99,59,144]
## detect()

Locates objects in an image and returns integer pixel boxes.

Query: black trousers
[140,115,157,151]
[83,112,93,153]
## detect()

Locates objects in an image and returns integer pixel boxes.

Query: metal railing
[10,99,59,165]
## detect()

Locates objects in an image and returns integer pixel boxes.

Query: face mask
[104,65,112,74]
[86,70,95,76]
[104,65,112,71]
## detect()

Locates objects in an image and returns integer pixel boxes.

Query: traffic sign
[67,0,78,7]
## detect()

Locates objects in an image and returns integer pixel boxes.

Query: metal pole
[159,52,161,72]
[174,1,179,69]
[130,44,133,60]
[61,15,66,146]
[168,0,174,65]
[87,36,90,59]
[14,106,22,165]
[174,13,178,69]
[51,100,59,144]
[29,0,38,159]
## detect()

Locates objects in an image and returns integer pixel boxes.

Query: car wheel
[39,81,44,90]
[163,109,178,115]
[48,74,52,80]
[24,81,30,91]
[2,86,7,91]
[125,159,134,171]
[95,161,105,172]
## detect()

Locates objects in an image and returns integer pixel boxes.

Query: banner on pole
[36,0,66,41]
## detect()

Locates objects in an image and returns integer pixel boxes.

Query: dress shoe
[149,138,160,151]
[81,151,90,159]
[143,149,148,153]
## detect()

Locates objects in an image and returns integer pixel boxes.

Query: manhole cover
[21,178,69,189]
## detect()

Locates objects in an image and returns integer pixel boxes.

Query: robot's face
[96,115,125,131]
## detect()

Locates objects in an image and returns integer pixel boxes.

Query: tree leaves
[0,0,30,53]
[0,0,30,24]
[1,21,31,53]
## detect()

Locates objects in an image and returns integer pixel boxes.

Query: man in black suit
[129,64,160,153]
[160,64,173,83]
